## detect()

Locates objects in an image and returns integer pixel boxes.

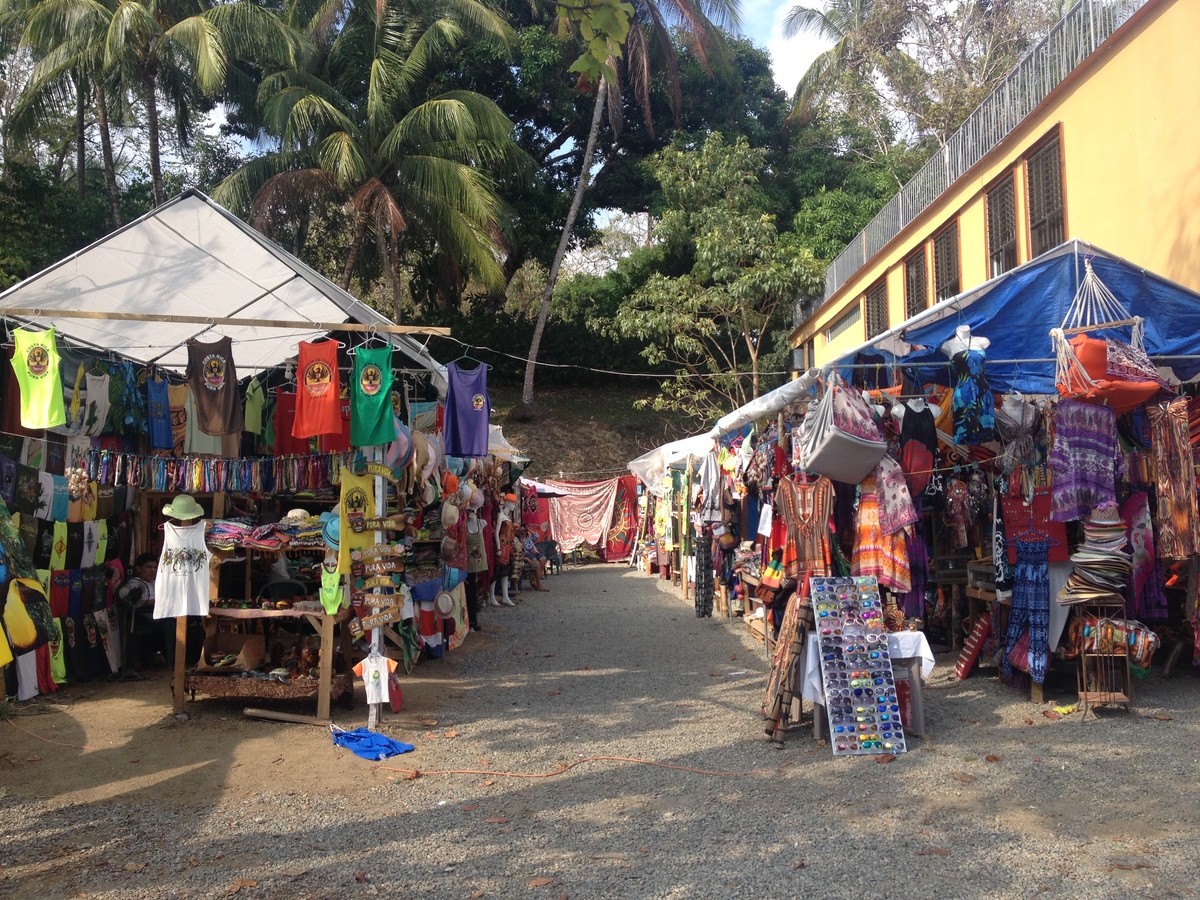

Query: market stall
[631,239,1200,754]
[0,191,526,725]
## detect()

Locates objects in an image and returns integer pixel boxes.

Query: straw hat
[162,494,204,521]
[434,589,455,617]
[281,508,311,524]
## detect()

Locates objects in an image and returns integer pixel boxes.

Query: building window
[1027,136,1064,258]
[864,281,888,338]
[933,223,960,301]
[987,174,1018,277]
[824,305,861,343]
[904,249,927,319]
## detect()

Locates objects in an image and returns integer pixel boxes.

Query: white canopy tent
[0,190,447,390]
[707,368,821,438]
[627,434,716,496]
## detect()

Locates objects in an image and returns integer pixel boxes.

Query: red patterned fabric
[604,475,639,560]
[545,478,621,553]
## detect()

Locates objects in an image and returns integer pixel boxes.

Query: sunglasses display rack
[810,575,907,757]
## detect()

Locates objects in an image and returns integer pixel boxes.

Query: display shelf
[1076,600,1134,716]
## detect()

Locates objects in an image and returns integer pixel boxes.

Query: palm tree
[215,0,526,321]
[520,0,740,408]
[101,0,301,205]
[782,0,908,123]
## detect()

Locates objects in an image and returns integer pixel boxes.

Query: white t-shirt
[154,521,211,618]
[353,655,398,705]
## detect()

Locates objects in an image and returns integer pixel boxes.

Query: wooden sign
[362,462,401,482]
[353,545,404,560]
[359,608,401,630]
[363,575,399,590]
[363,557,402,576]
[362,514,407,531]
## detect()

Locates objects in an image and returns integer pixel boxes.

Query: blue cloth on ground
[331,727,415,760]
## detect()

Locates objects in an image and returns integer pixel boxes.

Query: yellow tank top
[12,327,66,428]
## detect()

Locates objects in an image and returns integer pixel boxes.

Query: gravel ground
[3,563,1200,899]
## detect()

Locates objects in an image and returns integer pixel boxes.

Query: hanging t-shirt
[81,521,99,569]
[272,390,310,455]
[352,655,398,705]
[154,520,211,618]
[184,390,224,456]
[350,347,396,447]
[92,607,121,674]
[244,377,265,436]
[336,468,376,574]
[146,377,173,450]
[49,521,68,571]
[50,476,69,522]
[293,340,342,438]
[48,617,67,685]
[48,570,71,617]
[443,362,490,458]
[319,564,344,615]
[318,391,352,453]
[80,483,97,522]
[0,454,17,506]
[11,327,66,428]
[186,336,243,436]
[83,373,110,436]
[167,384,189,455]
[36,471,54,521]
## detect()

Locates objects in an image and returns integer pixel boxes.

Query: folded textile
[330,726,415,760]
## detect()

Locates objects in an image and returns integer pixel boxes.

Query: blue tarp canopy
[830,240,1200,394]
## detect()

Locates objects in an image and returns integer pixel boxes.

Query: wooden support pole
[317,613,335,721]
[172,616,187,714]
[1,307,450,336]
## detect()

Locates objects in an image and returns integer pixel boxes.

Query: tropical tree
[215,0,527,321]
[520,0,739,409]
[612,133,822,422]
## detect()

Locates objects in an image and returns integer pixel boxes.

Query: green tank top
[350,346,395,446]
[319,565,344,614]
[12,327,66,428]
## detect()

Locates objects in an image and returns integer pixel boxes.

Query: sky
[738,1,832,97]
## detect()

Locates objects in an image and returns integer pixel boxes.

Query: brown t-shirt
[186,336,244,436]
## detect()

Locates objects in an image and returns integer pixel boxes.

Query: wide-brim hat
[162,494,204,521]
[434,589,455,617]
[281,508,311,524]
[440,501,460,529]
[320,511,340,550]
[384,418,412,470]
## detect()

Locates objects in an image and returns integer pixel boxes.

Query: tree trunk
[95,82,122,227]
[74,72,86,206]
[375,222,403,323]
[340,208,369,291]
[389,231,403,324]
[144,74,164,206]
[521,78,608,406]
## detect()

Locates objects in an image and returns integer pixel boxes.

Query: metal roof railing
[821,0,1150,301]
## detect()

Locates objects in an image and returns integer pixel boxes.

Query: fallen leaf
[916,848,949,856]
[1107,862,1153,871]
[423,732,440,739]
[1024,718,1034,725]
[471,893,485,900]
[129,759,141,764]
[953,773,976,783]
[26,756,42,762]
[461,804,478,812]
[547,690,561,696]
[875,754,895,764]
[406,771,421,780]
[986,754,1003,763]
[271,756,285,765]
[730,654,737,661]
[1142,713,1173,721]
[792,860,807,869]
[355,871,368,883]
[543,653,556,658]
[444,729,458,739]
[225,878,257,896]
[484,817,509,824]
[481,779,496,787]
[1042,710,1062,721]
[123,863,145,872]
[527,877,555,887]
[417,717,439,726]
[674,702,693,707]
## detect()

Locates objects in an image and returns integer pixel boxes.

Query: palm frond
[164,15,226,94]
[319,129,371,188]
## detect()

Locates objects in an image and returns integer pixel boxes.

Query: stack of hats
[1057,502,1131,605]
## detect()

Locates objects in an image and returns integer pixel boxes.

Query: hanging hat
[162,494,204,521]
[443,472,460,495]
[444,567,466,590]
[281,508,311,525]
[440,536,459,563]
[434,589,455,617]
[411,430,430,478]
[320,511,340,551]
[504,493,517,504]
[384,419,413,470]
[441,501,460,529]
[468,484,485,510]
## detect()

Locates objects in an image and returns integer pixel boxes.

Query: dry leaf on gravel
[953,773,977,783]
[461,804,478,812]
[986,754,1003,763]
[875,755,895,764]
[226,878,257,895]
[527,877,555,887]
[1024,718,1034,725]
[543,653,556,658]
[1107,862,1153,871]
[792,861,807,870]
[485,817,509,824]
[547,690,562,696]
[481,779,496,786]
[281,866,309,877]
[1042,710,1062,721]
[423,732,440,739]
[1142,714,1172,721]
[916,848,949,856]
[418,717,438,726]
[444,729,458,738]
[730,654,737,661]
[471,892,485,899]
[355,872,368,883]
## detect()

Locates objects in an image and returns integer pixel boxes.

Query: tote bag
[799,375,887,484]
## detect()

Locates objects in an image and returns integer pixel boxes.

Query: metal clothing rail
[0,307,449,336]
[832,354,1200,370]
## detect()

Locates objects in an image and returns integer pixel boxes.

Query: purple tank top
[444,362,490,458]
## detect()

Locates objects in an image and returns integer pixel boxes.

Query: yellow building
[791,0,1200,368]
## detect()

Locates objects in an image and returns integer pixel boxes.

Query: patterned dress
[775,477,834,577]
[1048,399,1123,522]
[951,349,995,444]
[851,476,911,593]
[1148,398,1199,559]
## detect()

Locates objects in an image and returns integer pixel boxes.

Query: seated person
[117,552,169,668]
[517,526,550,592]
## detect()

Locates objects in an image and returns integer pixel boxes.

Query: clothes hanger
[1012,518,1060,546]
[451,347,490,370]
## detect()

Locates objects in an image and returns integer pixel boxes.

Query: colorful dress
[1121,491,1167,619]
[898,402,938,494]
[995,403,1041,474]
[1048,399,1123,523]
[950,349,995,444]
[851,476,911,593]
[1003,537,1051,684]
[775,477,833,576]
[1148,398,1199,559]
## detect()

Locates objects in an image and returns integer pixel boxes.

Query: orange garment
[293,340,342,438]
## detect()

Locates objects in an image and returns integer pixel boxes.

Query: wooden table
[172,607,338,721]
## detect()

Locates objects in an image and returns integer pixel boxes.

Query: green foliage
[556,0,634,87]
[610,133,823,424]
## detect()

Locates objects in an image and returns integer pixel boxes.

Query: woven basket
[186,672,351,700]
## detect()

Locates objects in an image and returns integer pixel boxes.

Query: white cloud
[739,0,834,96]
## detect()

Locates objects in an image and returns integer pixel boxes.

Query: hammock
[1050,260,1164,413]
